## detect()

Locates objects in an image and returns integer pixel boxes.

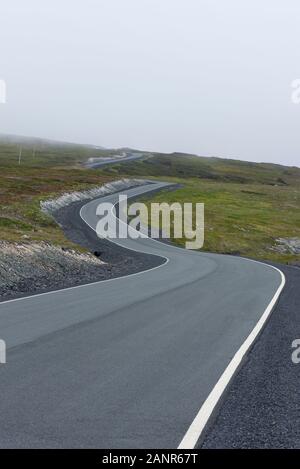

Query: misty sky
[0,0,300,166]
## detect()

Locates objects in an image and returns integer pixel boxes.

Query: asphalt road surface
[200,262,300,449]
[0,181,283,448]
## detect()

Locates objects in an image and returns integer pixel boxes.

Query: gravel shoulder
[199,262,300,449]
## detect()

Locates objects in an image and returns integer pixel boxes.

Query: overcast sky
[0,0,300,166]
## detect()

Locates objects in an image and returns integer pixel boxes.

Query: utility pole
[32,147,36,159]
[18,147,22,165]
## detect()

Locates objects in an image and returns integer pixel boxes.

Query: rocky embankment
[0,178,161,302]
[272,237,300,267]
[0,241,107,301]
[273,237,300,255]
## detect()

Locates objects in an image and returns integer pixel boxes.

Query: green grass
[0,141,116,246]
[0,140,121,169]
[101,152,300,185]
[1,141,299,264]
[100,153,300,264]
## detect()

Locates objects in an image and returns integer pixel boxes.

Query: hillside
[100,152,300,264]
[0,139,117,246]
[0,138,299,264]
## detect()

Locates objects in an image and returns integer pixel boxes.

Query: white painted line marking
[177,262,285,449]
[1,180,286,452]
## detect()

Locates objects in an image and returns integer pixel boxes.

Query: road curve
[0,181,283,448]
[85,151,145,169]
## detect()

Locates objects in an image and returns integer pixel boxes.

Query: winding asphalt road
[85,151,144,169]
[0,181,284,448]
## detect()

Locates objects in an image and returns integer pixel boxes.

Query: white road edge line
[1,180,287,451]
[177,262,286,449]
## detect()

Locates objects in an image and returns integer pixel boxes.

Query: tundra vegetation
[0,139,116,248]
[0,138,299,264]
[101,153,300,264]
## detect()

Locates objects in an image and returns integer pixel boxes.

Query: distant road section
[85,151,145,168]
[0,181,284,448]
